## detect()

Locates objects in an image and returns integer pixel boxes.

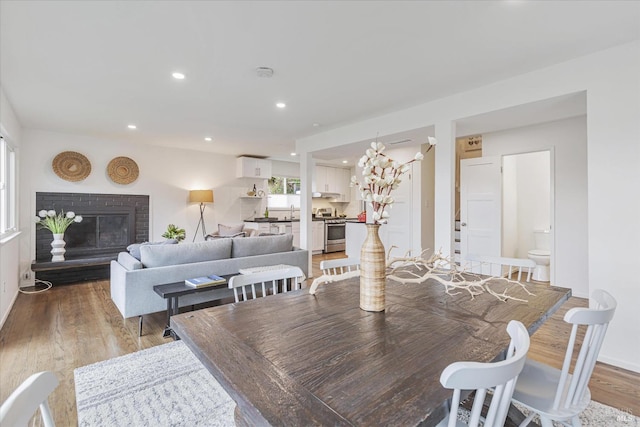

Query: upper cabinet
[314,165,351,201]
[236,157,272,179]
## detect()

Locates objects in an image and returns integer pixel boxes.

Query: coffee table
[153,275,234,338]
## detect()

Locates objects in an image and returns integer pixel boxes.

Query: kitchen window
[0,134,17,235]
[267,176,300,208]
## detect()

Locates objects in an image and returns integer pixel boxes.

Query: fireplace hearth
[33,192,149,284]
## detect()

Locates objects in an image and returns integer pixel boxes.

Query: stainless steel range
[324,218,346,253]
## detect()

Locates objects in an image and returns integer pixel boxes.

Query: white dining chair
[320,257,360,276]
[511,289,617,427]
[437,320,530,427]
[465,254,536,282]
[228,266,305,303]
[0,371,59,427]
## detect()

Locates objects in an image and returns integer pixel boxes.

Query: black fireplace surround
[34,192,149,283]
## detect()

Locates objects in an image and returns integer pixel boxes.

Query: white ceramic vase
[51,233,66,262]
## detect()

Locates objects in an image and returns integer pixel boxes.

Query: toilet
[527,229,551,282]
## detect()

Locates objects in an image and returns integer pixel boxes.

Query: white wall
[485,120,579,293]
[420,143,435,257]
[17,129,261,276]
[297,41,640,372]
[0,86,23,329]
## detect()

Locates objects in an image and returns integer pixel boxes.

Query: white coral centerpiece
[351,138,436,224]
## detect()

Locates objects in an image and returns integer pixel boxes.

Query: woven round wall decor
[52,151,92,182]
[107,156,139,185]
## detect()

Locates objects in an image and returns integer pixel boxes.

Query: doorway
[502,151,552,261]
[460,150,554,281]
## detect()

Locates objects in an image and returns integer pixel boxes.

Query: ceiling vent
[388,138,413,145]
[256,67,274,78]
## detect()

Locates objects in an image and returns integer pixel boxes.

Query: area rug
[75,341,638,427]
[74,341,235,426]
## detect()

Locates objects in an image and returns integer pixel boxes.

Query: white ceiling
[1,1,638,162]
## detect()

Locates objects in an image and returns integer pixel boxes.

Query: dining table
[170,270,571,426]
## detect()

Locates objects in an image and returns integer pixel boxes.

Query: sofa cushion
[127,239,178,260]
[231,234,293,258]
[140,239,232,268]
[219,224,244,236]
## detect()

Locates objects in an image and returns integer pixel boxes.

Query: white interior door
[460,157,502,274]
[383,164,413,257]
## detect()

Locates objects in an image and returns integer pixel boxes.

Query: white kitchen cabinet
[335,168,352,201]
[292,221,300,248]
[312,221,325,253]
[236,157,272,179]
[314,166,351,201]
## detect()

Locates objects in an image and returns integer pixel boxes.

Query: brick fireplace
[34,192,149,283]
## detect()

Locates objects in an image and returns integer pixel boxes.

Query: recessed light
[276,102,286,109]
[172,72,185,80]
[256,67,274,78]
[342,160,348,164]
[127,124,137,129]
[204,137,212,142]
[290,152,297,156]
[312,123,320,127]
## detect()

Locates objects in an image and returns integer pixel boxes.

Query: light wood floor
[1,253,638,425]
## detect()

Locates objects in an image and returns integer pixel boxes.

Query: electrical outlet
[2,281,6,293]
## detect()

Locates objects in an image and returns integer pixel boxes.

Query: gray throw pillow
[218,224,244,236]
[127,239,178,260]
[206,231,245,240]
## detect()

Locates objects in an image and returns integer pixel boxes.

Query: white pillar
[433,121,456,258]
[299,152,314,276]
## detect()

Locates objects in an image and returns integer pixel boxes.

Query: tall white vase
[51,233,66,262]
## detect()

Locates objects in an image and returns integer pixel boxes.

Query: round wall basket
[52,151,92,182]
[107,156,139,185]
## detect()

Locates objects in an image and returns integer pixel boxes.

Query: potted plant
[162,224,186,242]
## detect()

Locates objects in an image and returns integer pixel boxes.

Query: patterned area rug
[74,341,235,426]
[75,341,638,427]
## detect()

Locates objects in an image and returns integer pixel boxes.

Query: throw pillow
[218,224,244,236]
[206,231,245,240]
[127,239,178,260]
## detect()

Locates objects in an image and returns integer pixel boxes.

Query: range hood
[313,192,341,199]
[296,190,341,199]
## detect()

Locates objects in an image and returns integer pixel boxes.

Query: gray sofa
[110,234,308,321]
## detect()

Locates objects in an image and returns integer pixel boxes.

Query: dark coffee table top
[153,275,234,298]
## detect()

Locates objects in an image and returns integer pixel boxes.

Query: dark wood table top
[171,273,571,427]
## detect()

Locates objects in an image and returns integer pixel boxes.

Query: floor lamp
[189,190,214,242]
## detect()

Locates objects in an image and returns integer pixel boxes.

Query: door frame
[500,147,556,284]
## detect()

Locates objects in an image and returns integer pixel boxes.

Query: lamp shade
[189,189,214,204]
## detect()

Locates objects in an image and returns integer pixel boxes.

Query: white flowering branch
[350,138,436,224]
